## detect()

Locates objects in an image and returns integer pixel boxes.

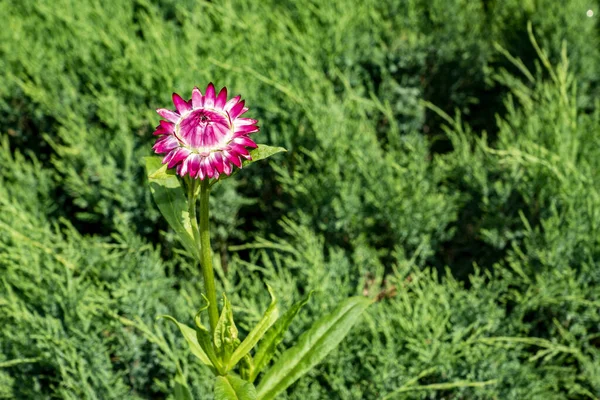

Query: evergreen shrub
[0,0,598,398]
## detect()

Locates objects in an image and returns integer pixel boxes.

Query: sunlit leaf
[226,286,279,371]
[249,291,313,382]
[242,145,287,168]
[158,315,212,367]
[144,156,198,259]
[212,145,286,186]
[214,375,257,400]
[174,374,194,400]
[256,296,372,400]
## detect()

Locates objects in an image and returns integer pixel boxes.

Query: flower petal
[153,135,179,153]
[178,157,190,177]
[172,93,192,113]
[202,157,215,178]
[162,150,178,166]
[197,160,206,180]
[235,118,258,126]
[153,120,175,135]
[167,148,191,168]
[232,136,258,148]
[233,124,259,136]
[192,87,203,108]
[229,100,246,119]
[157,108,180,123]
[212,153,225,174]
[187,154,201,178]
[224,95,241,113]
[215,87,228,109]
[229,143,251,158]
[224,148,243,168]
[222,158,232,175]
[204,83,216,109]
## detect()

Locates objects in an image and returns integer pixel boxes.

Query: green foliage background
[1,0,599,398]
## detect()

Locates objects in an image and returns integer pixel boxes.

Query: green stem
[199,179,219,333]
[187,178,219,333]
[187,179,201,256]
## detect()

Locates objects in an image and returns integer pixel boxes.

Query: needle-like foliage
[1,0,599,399]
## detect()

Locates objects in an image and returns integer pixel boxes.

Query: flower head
[153,83,259,179]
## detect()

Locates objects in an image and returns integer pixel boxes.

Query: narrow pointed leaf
[256,296,372,400]
[239,353,254,382]
[227,287,279,371]
[214,375,257,400]
[214,293,239,365]
[250,292,313,382]
[194,314,225,374]
[242,145,287,167]
[144,156,198,258]
[158,315,212,366]
[174,374,194,400]
[212,145,286,186]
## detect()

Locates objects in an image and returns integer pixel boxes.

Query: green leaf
[212,145,286,186]
[174,374,194,400]
[214,293,239,365]
[226,286,279,371]
[158,315,212,367]
[249,291,313,383]
[242,145,287,167]
[239,353,254,382]
[256,296,372,400]
[193,312,225,374]
[214,375,257,400]
[144,156,198,259]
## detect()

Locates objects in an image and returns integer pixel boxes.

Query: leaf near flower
[242,144,287,168]
[144,156,198,259]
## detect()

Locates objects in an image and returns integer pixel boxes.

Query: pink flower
[153,83,259,179]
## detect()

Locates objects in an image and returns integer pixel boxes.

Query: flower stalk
[188,177,219,334]
[198,179,219,333]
